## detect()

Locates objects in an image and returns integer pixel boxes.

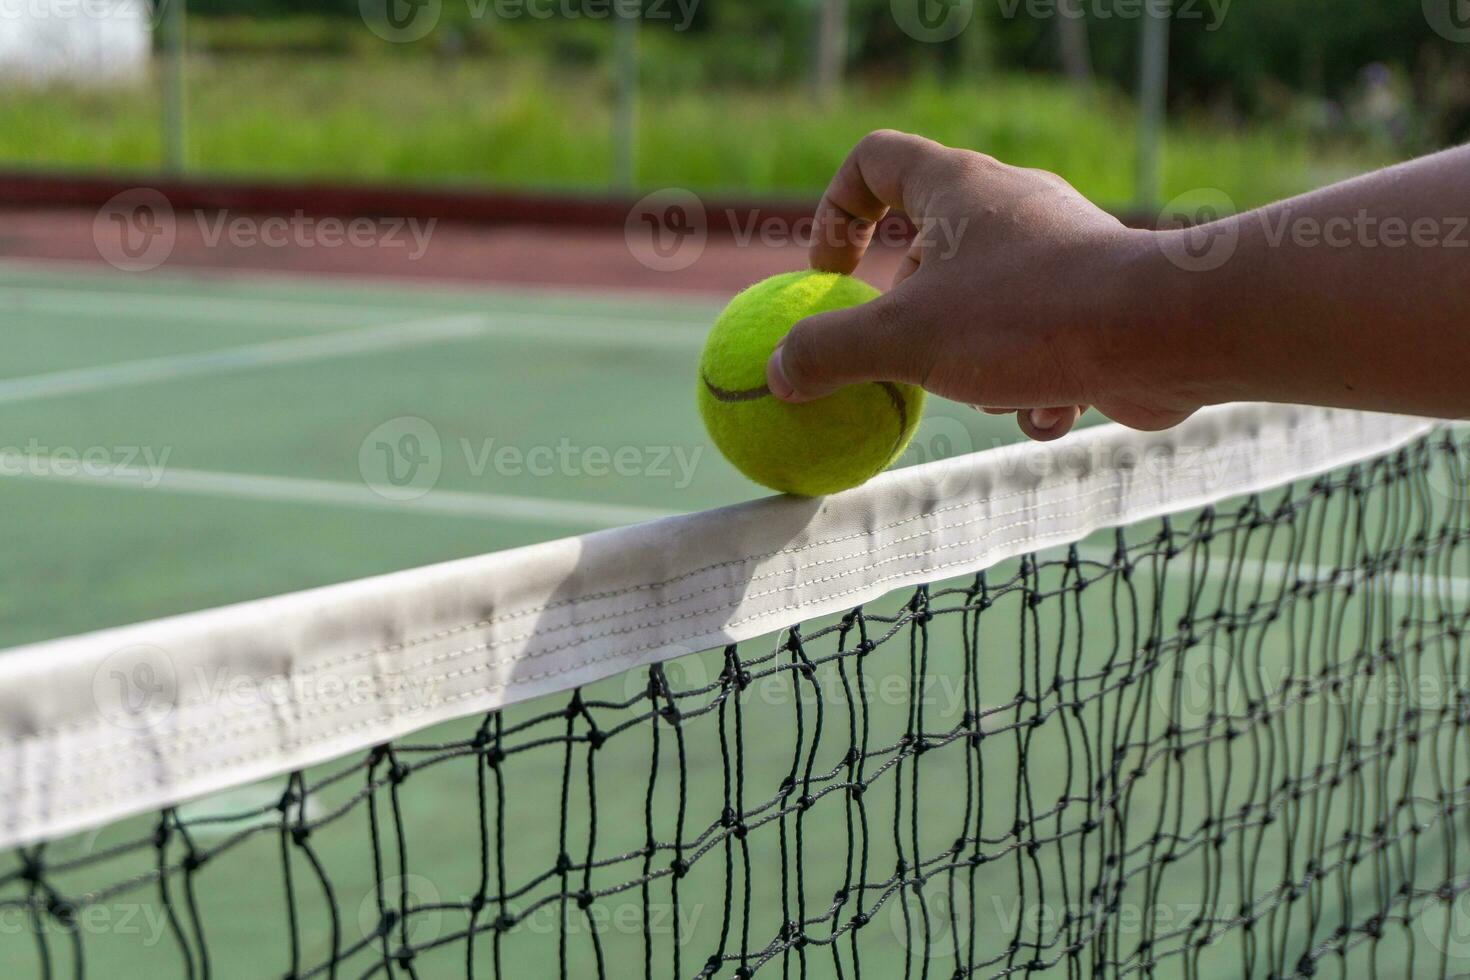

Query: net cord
[0,404,1437,850]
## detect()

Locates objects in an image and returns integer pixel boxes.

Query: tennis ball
[698,270,925,497]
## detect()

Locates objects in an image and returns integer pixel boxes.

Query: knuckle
[949,148,1000,179]
[860,128,907,149]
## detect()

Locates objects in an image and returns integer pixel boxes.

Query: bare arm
[766,130,1470,441]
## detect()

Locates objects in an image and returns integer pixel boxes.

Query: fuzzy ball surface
[697,270,925,497]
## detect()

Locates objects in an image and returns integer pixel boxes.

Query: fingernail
[1029,408,1062,431]
[767,341,794,400]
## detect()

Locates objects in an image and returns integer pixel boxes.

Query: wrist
[1088,223,1254,413]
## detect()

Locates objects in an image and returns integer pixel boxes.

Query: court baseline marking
[0,454,678,529]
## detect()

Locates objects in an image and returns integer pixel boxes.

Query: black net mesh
[4,429,1470,979]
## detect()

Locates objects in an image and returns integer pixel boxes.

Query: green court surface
[0,261,1036,652]
[2,263,1465,978]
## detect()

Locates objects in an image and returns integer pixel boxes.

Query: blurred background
[4,0,1466,206]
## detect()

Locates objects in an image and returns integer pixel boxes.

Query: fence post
[1134,0,1171,210]
[161,0,188,175]
[613,1,640,192]
[813,0,848,105]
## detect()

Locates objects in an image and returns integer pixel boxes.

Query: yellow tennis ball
[697,270,925,497]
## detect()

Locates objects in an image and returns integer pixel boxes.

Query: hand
[764,129,1199,441]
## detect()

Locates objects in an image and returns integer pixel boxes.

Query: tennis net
[1,404,1468,978]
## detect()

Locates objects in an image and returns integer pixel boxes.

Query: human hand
[765,130,1200,440]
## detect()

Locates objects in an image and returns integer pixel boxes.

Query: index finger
[809,129,957,274]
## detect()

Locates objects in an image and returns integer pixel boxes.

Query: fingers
[810,129,959,275]
[980,406,1088,440]
[1018,406,1086,441]
[767,282,934,402]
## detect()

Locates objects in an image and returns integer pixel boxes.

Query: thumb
[765,285,932,402]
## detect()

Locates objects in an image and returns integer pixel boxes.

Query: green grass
[0,55,1390,209]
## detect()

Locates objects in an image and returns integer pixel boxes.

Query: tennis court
[2,255,1467,978]
[0,260,1029,654]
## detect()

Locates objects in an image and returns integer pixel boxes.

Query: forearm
[1113,145,1470,418]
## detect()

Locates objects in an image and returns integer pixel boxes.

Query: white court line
[2,284,710,331]
[1,287,384,326]
[0,455,679,528]
[0,304,705,406]
[1071,544,1470,603]
[0,315,489,405]
[476,310,706,348]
